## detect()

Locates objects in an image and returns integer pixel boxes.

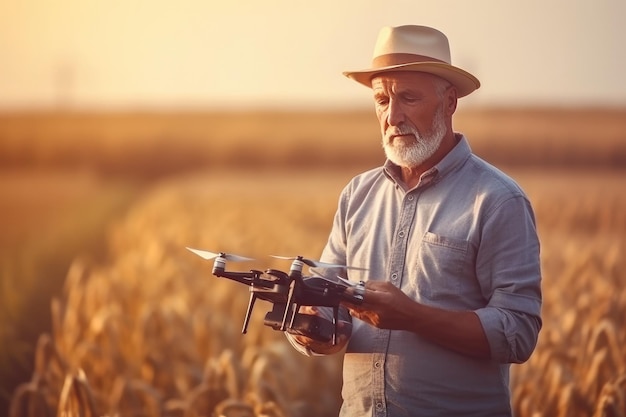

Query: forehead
[370,71,439,93]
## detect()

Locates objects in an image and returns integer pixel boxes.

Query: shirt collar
[383,133,472,190]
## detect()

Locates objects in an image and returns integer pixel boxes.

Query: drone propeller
[270,255,368,271]
[313,275,364,289]
[334,276,358,287]
[186,247,254,262]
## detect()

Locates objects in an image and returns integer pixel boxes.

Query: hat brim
[343,62,480,98]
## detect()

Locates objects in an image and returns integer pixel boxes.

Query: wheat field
[3,109,626,416]
[8,167,626,417]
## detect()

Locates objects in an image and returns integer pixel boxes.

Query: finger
[298,305,317,314]
[348,308,362,320]
[291,334,314,345]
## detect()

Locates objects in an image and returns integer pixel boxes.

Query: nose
[386,98,404,127]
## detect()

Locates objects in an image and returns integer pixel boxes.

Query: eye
[374,96,389,106]
[400,94,420,104]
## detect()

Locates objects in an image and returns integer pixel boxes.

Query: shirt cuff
[474,308,508,362]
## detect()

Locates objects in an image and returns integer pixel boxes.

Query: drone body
[187,247,365,345]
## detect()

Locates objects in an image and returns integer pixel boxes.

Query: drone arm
[213,270,272,288]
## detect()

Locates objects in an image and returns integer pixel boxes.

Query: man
[286,25,542,416]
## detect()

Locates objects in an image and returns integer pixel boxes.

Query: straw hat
[343,25,480,97]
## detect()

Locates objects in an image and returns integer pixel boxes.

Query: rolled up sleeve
[475,195,543,364]
[476,305,542,363]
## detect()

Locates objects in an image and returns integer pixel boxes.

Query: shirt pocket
[415,232,472,304]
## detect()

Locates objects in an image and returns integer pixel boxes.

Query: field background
[1,107,625,416]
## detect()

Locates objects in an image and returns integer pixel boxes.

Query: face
[372,71,456,168]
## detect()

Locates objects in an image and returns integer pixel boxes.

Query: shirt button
[376,402,384,411]
[398,231,405,238]
[391,273,398,281]
[408,195,414,201]
[374,361,381,368]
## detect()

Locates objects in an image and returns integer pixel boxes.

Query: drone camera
[264,305,335,343]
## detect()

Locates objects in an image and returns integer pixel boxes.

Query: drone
[186,247,367,345]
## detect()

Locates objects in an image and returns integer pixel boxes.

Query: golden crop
[10,170,349,417]
[10,165,625,417]
[4,106,625,417]
[510,170,626,417]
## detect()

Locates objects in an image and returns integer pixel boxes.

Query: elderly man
[286,25,542,417]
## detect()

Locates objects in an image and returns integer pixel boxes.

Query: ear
[445,86,458,116]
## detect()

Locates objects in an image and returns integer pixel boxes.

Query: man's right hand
[289,305,352,355]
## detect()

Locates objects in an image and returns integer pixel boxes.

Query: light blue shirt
[289,135,542,416]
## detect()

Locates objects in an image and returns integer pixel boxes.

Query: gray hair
[432,77,452,99]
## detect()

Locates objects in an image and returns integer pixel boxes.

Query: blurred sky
[1,0,625,110]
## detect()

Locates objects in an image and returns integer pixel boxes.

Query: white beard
[382,105,447,168]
